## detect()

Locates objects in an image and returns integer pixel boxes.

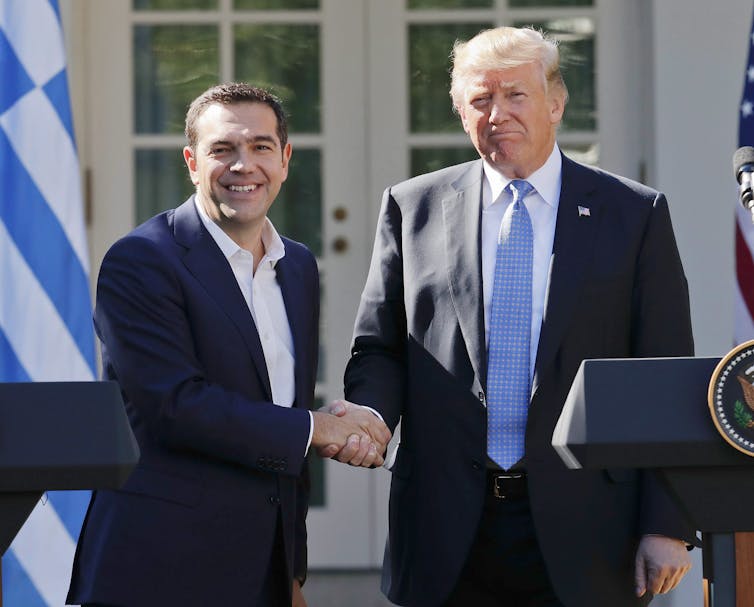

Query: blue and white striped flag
[0,0,96,605]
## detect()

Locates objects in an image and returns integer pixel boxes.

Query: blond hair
[450,26,569,110]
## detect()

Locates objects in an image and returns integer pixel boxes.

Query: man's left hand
[292,579,307,607]
[635,534,691,597]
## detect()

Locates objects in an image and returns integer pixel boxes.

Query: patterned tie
[487,179,534,469]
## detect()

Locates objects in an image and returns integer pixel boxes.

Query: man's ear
[183,146,199,185]
[549,90,566,125]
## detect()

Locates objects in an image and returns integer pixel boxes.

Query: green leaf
[734,400,754,428]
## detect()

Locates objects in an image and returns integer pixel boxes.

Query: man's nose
[230,149,255,172]
[489,98,507,124]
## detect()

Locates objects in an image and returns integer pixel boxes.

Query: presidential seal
[708,339,754,457]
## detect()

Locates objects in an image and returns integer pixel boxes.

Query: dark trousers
[443,480,564,607]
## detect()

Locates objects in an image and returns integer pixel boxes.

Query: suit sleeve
[344,187,407,432]
[630,193,694,358]
[630,193,697,543]
[95,235,312,477]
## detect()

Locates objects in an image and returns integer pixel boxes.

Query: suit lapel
[443,162,486,389]
[275,251,309,410]
[532,156,600,397]
[172,198,273,400]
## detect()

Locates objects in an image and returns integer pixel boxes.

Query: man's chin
[485,151,518,173]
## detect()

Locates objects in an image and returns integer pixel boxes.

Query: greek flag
[0,0,96,605]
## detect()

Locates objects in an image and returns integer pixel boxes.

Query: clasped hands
[311,399,391,467]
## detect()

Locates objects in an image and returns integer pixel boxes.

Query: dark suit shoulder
[281,235,317,264]
[279,236,319,290]
[103,209,177,265]
[128,209,175,242]
[564,156,661,205]
[387,159,481,203]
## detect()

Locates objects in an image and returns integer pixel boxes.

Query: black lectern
[552,357,754,607]
[0,381,139,554]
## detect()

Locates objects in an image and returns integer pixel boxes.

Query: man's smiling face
[183,101,292,238]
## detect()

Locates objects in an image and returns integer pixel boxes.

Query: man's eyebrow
[209,134,279,147]
[467,78,526,92]
[500,80,526,89]
[248,134,278,145]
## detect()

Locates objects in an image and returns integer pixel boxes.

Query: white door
[73,0,644,570]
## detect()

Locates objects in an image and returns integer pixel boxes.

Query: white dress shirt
[481,144,562,379]
[194,197,314,450]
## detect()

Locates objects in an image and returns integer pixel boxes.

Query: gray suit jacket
[345,155,695,607]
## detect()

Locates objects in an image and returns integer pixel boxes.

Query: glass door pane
[409,23,491,133]
[234,24,321,133]
[133,25,219,134]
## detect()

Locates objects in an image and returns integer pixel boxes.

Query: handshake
[310,400,392,467]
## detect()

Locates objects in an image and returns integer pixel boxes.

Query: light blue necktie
[487,179,534,469]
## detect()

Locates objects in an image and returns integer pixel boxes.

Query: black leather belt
[487,470,528,500]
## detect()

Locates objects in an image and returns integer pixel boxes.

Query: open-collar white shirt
[194,197,314,450]
[481,144,562,379]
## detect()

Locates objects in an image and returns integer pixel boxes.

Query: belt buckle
[493,472,524,500]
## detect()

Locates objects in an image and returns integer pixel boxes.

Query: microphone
[734,146,754,220]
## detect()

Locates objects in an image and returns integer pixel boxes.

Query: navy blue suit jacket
[68,197,319,606]
[345,155,695,607]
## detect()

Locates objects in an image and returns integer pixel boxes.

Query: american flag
[736,7,754,344]
[0,0,96,604]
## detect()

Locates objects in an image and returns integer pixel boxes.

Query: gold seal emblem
[708,339,754,456]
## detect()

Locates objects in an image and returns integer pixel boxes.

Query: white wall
[653,0,752,357]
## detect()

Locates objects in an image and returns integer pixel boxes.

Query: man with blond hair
[341,26,695,607]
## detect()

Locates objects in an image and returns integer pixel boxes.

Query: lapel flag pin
[578,206,591,217]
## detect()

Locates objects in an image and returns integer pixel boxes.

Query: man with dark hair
[340,27,694,607]
[67,82,389,607]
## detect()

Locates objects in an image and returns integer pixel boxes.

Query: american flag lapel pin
[578,205,591,217]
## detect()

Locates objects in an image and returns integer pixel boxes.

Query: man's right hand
[310,400,391,467]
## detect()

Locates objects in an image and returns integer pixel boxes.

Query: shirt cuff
[362,405,385,423]
[305,411,314,456]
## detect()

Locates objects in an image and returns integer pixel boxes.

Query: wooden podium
[0,381,139,605]
[553,357,754,607]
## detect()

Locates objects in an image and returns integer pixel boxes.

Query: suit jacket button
[471,460,483,471]
[269,495,281,505]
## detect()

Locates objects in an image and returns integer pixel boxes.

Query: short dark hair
[184,82,288,150]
